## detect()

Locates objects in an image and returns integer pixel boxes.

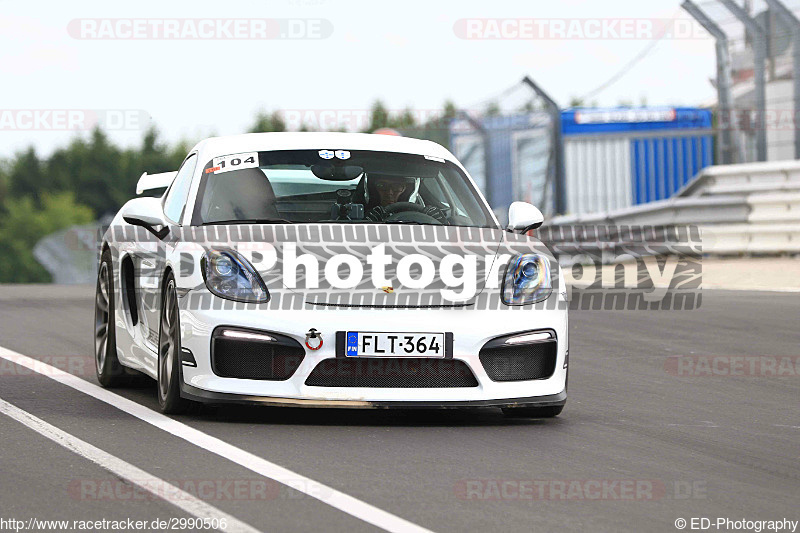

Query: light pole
[720,0,768,161]
[521,76,565,214]
[682,0,741,164]
[763,0,800,159]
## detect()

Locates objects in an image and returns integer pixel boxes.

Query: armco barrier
[699,223,800,254]
[547,160,800,256]
[547,195,748,227]
[678,160,800,197]
[747,193,800,222]
[33,223,101,284]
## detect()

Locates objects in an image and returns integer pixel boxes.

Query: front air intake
[211,328,304,380]
[305,358,479,388]
[479,332,558,382]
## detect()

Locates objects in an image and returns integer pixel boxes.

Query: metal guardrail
[700,223,800,254]
[33,223,101,284]
[547,195,749,226]
[547,160,800,256]
[678,160,800,197]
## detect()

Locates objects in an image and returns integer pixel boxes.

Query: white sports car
[95,132,568,416]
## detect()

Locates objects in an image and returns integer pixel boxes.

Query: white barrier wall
[565,136,631,215]
[548,160,800,256]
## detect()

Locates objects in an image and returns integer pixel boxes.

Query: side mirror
[121,197,169,239]
[507,201,544,233]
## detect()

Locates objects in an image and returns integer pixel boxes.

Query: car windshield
[191,149,497,228]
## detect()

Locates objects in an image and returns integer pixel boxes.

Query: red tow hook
[305,328,323,350]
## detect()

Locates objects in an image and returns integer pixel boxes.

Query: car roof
[191,132,456,163]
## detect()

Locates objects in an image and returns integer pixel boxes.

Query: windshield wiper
[201,219,294,226]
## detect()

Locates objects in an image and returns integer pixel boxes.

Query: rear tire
[157,274,192,414]
[502,405,564,418]
[95,250,130,387]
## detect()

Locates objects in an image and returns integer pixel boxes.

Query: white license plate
[345,332,445,358]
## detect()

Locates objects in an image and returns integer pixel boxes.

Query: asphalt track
[0,285,797,532]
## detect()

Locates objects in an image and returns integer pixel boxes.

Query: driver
[373,176,414,207]
[365,175,447,223]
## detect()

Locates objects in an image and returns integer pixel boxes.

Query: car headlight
[502,253,553,305]
[201,250,269,303]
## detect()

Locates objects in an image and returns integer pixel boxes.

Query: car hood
[219,224,551,308]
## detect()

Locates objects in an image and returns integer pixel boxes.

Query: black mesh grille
[305,358,478,388]
[212,337,304,380]
[479,341,557,382]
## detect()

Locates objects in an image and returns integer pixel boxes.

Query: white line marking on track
[0,397,260,533]
[0,346,434,533]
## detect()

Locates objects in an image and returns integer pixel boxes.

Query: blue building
[562,107,713,214]
[449,107,714,218]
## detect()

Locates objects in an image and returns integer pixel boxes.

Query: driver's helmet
[365,173,417,210]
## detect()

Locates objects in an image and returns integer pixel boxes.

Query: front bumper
[178,296,568,407]
[180,382,566,409]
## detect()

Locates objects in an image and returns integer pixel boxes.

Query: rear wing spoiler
[136,171,177,195]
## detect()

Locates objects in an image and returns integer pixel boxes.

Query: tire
[157,273,192,414]
[95,249,130,387]
[502,405,564,418]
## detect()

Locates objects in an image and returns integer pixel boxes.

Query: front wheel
[157,275,192,414]
[502,405,564,418]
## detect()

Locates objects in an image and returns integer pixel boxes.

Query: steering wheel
[384,202,426,215]
[382,202,443,225]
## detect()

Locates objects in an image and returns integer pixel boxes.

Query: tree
[485,102,501,117]
[396,107,417,130]
[41,128,125,217]
[137,127,186,175]
[442,100,458,119]
[0,192,94,282]
[367,100,390,132]
[249,111,286,133]
[519,100,537,113]
[8,148,47,205]
[432,100,460,142]
[0,160,8,212]
[398,100,460,150]
[120,128,189,204]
